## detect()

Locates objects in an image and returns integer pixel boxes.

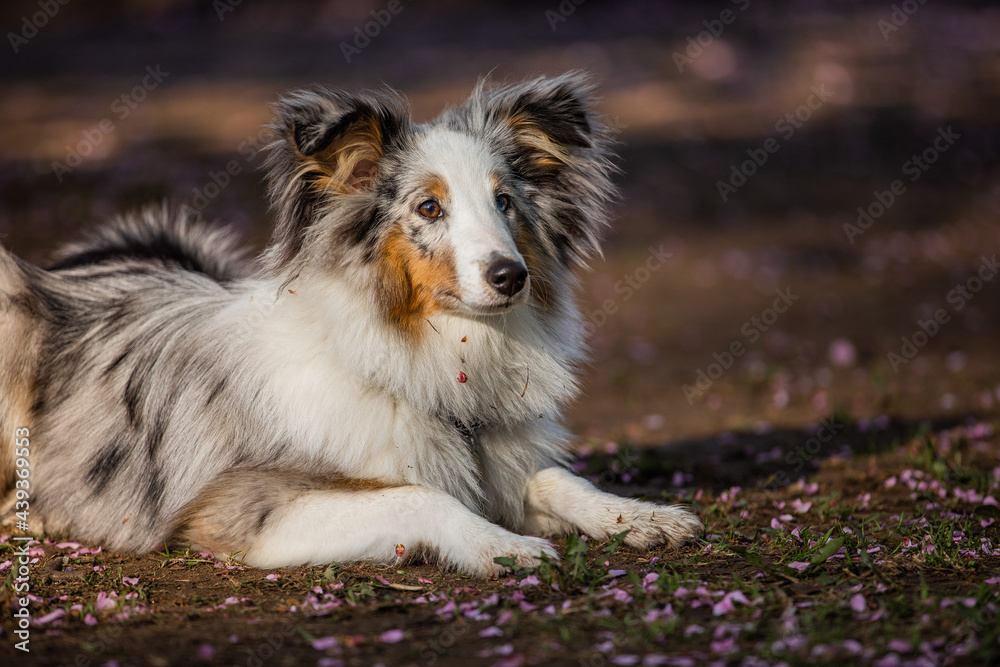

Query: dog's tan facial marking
[377,224,456,338]
[425,175,449,206]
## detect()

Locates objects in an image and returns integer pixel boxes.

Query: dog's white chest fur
[239,275,584,514]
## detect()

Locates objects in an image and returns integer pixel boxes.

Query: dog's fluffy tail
[46,206,249,282]
[0,244,44,497]
[1,207,248,496]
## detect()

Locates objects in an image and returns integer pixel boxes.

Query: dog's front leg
[176,471,557,577]
[522,467,703,549]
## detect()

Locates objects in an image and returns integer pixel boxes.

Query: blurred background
[1,0,998,447]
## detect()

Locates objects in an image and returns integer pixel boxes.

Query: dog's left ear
[262,86,410,274]
[480,74,595,166]
[466,72,619,269]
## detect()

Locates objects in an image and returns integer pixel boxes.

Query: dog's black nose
[486,258,528,298]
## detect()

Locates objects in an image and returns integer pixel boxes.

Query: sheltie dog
[0,73,701,575]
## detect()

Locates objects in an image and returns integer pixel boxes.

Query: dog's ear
[480,73,595,175]
[262,86,410,274]
[467,72,619,269]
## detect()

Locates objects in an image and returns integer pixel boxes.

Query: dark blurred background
[1,0,998,444]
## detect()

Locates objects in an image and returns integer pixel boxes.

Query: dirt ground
[3,419,999,666]
[1,1,999,665]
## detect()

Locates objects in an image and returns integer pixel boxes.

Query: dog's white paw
[444,528,559,577]
[614,501,703,550]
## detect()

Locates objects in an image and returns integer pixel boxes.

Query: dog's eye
[495,194,511,212]
[418,200,442,219]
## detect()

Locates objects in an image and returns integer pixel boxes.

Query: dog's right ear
[262,86,410,274]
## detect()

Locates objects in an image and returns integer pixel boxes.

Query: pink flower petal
[491,654,524,667]
[712,598,735,616]
[684,624,704,636]
[312,637,338,651]
[828,338,857,367]
[380,629,404,644]
[887,639,911,653]
[843,639,863,654]
[95,591,118,612]
[34,608,66,625]
[792,499,812,513]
